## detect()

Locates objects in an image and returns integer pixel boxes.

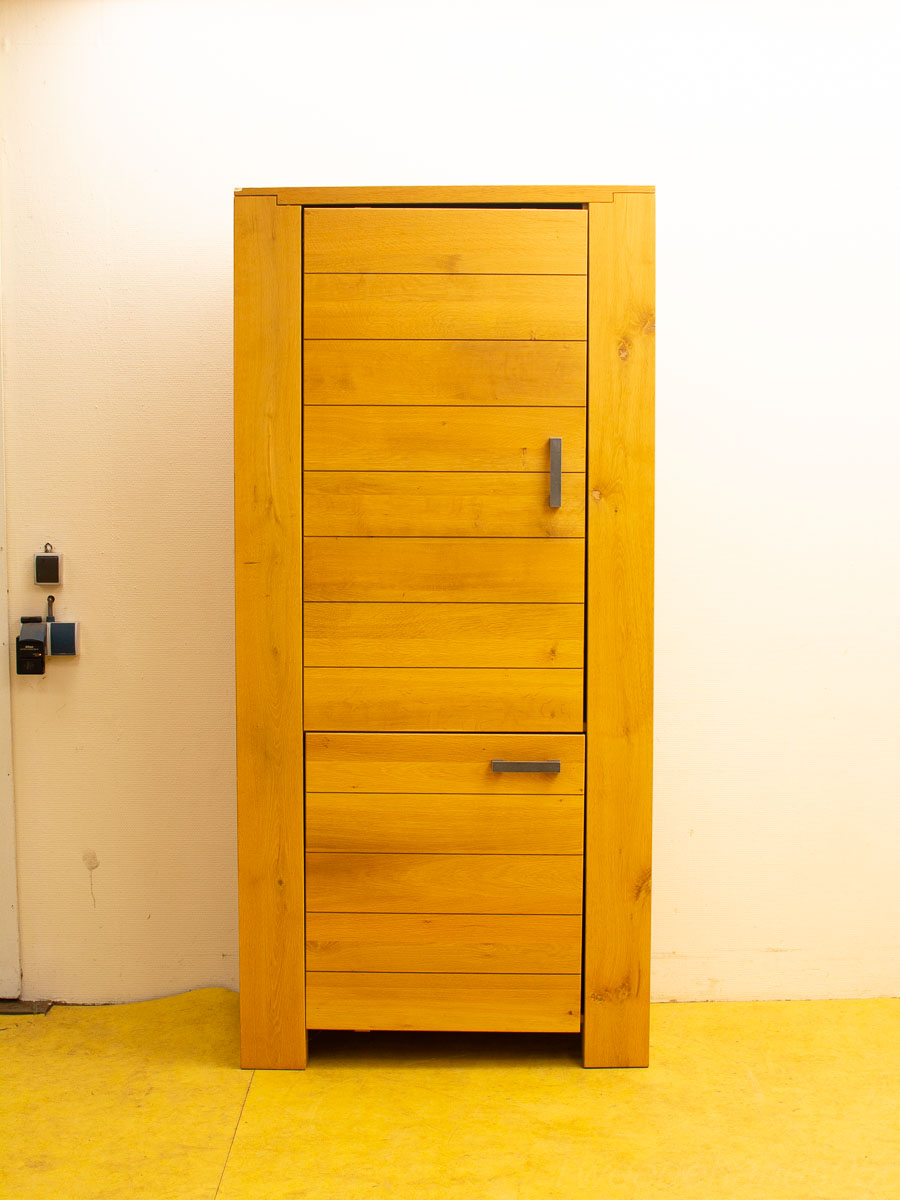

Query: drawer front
[304,274,586,341]
[305,853,583,915]
[306,914,583,974]
[303,405,586,473]
[303,603,584,669]
[306,793,583,854]
[304,735,583,1031]
[305,733,585,795]
[304,340,586,407]
[303,667,583,732]
[303,471,584,538]
[306,972,581,1032]
[303,538,584,604]
[304,207,587,275]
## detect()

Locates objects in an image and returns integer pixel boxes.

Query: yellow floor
[1,990,897,1199]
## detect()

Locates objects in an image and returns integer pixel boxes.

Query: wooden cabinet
[235,186,654,1069]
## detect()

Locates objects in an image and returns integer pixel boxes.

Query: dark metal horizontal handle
[491,759,561,774]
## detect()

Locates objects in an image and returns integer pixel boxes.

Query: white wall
[0,0,897,1003]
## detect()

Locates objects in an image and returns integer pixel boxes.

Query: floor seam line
[214,1069,254,1198]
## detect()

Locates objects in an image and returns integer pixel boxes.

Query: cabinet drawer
[305,733,585,794]
[306,793,583,854]
[303,339,586,407]
[303,472,585,538]
[306,972,581,1032]
[303,538,584,603]
[306,914,583,973]
[303,667,583,732]
[303,406,585,473]
[303,603,584,669]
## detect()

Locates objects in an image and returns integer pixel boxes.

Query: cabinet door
[302,207,587,733]
[305,733,584,1032]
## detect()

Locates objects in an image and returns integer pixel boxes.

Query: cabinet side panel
[234,196,306,1068]
[584,195,655,1067]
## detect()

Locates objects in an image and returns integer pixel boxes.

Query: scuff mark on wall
[82,850,99,908]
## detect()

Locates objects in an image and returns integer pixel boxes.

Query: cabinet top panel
[234,185,654,206]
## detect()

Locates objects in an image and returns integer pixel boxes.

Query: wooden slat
[304,207,587,274]
[303,472,585,537]
[303,602,584,668]
[303,406,585,473]
[305,733,585,795]
[303,340,586,406]
[306,853,583,915]
[236,185,654,204]
[303,537,584,603]
[306,972,581,1032]
[304,274,586,340]
[584,194,655,1068]
[303,667,583,732]
[306,914,583,973]
[306,793,583,853]
[234,195,306,1068]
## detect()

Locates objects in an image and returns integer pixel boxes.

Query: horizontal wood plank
[303,339,586,406]
[304,274,587,340]
[303,537,584,603]
[303,667,584,732]
[303,471,584,537]
[305,733,585,795]
[306,852,583,914]
[306,971,581,1032]
[306,793,583,854]
[304,207,587,274]
[236,185,653,204]
[303,602,584,668]
[306,914,583,973]
[303,406,585,473]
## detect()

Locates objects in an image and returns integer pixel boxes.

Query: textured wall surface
[0,0,898,1002]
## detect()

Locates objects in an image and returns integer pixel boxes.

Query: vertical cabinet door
[302,207,588,734]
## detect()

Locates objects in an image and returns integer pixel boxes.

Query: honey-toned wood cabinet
[234,186,654,1069]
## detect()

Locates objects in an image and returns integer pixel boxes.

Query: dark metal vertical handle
[549,437,562,508]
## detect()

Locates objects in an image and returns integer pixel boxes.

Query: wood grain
[304,667,585,729]
[303,602,584,668]
[306,792,583,853]
[303,339,586,406]
[303,471,585,537]
[234,195,306,1069]
[304,274,587,340]
[304,207,587,274]
[236,184,654,204]
[303,537,584,603]
[306,914,583,973]
[303,666,584,732]
[306,853,583,914]
[303,405,585,473]
[304,733,585,795]
[306,971,581,1032]
[583,194,655,1068]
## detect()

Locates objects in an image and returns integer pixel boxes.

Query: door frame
[234,186,654,1068]
[0,358,21,999]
